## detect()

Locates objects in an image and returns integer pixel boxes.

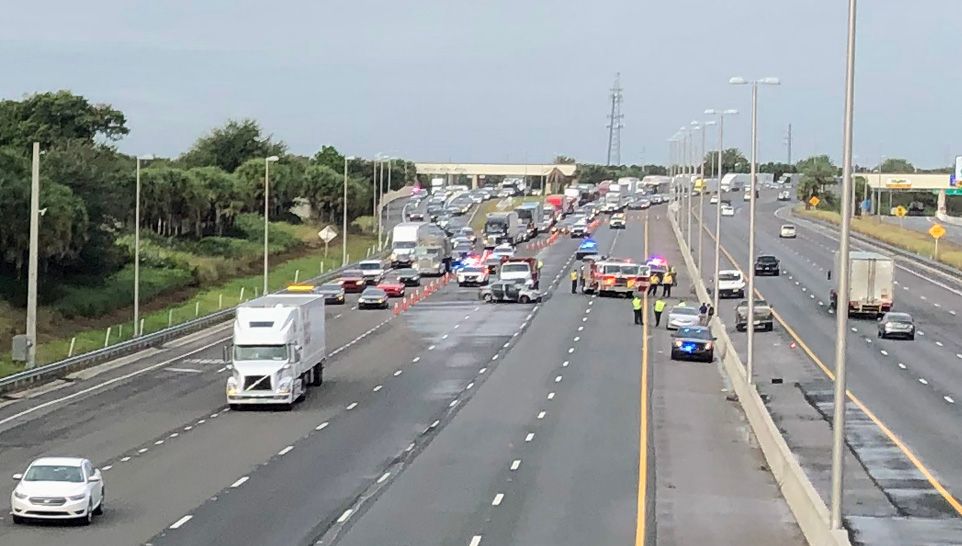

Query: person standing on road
[662,271,674,297]
[653,298,667,327]
[699,302,709,325]
[570,268,579,294]
[632,294,644,325]
[648,273,661,296]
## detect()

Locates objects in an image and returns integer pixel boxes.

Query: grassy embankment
[0,215,376,378]
[795,206,962,269]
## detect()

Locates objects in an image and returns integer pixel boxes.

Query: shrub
[54,266,194,318]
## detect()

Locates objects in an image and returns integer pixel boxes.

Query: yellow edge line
[636,212,650,545]
[699,218,962,517]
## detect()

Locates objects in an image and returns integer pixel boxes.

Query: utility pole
[25,143,40,369]
[785,123,793,165]
[606,73,624,166]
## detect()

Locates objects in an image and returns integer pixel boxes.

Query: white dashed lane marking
[170,515,193,529]
[492,493,505,506]
[510,459,521,471]
[231,476,249,488]
[278,446,294,456]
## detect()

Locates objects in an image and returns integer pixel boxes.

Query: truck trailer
[226,293,326,410]
[830,250,894,317]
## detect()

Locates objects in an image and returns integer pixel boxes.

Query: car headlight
[277,376,293,394]
[673,340,683,347]
[67,494,87,501]
[13,490,27,500]
[226,376,238,392]
[704,342,713,350]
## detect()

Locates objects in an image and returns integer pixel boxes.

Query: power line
[606,73,624,166]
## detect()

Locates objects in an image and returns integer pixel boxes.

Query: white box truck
[391,222,435,267]
[830,250,894,317]
[483,211,523,248]
[225,293,326,410]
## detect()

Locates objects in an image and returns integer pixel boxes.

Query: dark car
[396,268,421,287]
[754,255,780,276]
[340,270,367,293]
[358,287,390,309]
[877,312,915,340]
[670,326,715,362]
[407,211,425,221]
[315,283,346,304]
[479,280,542,304]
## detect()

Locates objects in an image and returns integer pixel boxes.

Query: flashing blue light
[681,342,699,353]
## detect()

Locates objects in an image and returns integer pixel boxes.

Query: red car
[340,270,367,293]
[377,277,406,298]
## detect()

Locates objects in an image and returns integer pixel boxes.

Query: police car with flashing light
[576,239,600,260]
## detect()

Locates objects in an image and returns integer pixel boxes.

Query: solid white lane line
[537,411,546,419]
[492,493,504,506]
[510,459,521,471]
[278,446,294,455]
[346,402,358,410]
[377,472,391,484]
[316,422,329,431]
[337,509,353,523]
[231,476,249,488]
[170,515,193,529]
[525,432,535,442]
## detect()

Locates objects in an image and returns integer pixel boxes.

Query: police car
[576,239,600,261]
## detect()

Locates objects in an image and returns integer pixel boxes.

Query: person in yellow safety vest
[662,271,674,297]
[648,273,661,296]
[653,298,667,327]
[570,268,578,294]
[632,294,644,325]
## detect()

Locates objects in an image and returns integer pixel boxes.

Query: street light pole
[372,158,379,244]
[688,121,700,252]
[730,76,780,384]
[705,109,738,312]
[831,0,858,530]
[263,155,280,294]
[25,143,40,369]
[134,154,154,337]
[698,121,715,273]
[343,156,355,265]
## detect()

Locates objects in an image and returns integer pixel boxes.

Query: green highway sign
[946,189,962,196]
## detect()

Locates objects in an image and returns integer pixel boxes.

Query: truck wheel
[483,293,493,302]
[311,364,323,386]
[520,295,531,304]
[229,404,242,412]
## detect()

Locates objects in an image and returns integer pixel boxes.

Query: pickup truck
[716,270,746,299]
[735,299,773,332]
[499,257,540,288]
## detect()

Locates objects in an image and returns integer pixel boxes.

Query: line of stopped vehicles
[7,175,912,527]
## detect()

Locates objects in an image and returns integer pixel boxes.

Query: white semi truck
[391,222,445,268]
[830,250,895,317]
[225,293,326,410]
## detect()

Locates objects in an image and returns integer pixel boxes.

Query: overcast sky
[1,1,958,168]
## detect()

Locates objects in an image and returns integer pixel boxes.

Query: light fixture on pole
[704,108,738,313]
[730,75,779,384]
[263,155,280,294]
[134,154,155,337]
[343,156,356,266]
[831,0,858,530]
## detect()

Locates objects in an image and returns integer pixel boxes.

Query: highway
[692,188,962,543]
[877,213,962,246]
[0,195,803,546]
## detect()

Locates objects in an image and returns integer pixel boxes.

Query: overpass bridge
[414,162,577,190]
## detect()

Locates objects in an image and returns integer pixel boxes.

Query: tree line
[0,91,412,282]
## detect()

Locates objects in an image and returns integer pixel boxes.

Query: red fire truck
[582,258,650,297]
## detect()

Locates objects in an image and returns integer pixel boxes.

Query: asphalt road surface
[691,188,962,543]
[0,197,802,546]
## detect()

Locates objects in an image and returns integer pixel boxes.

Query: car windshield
[719,272,741,281]
[501,263,529,274]
[234,345,288,361]
[758,256,777,263]
[672,307,699,315]
[886,313,912,321]
[342,270,363,278]
[459,228,474,235]
[675,327,711,340]
[393,241,416,249]
[359,262,382,270]
[363,289,386,297]
[781,225,795,230]
[398,269,417,277]
[24,465,85,483]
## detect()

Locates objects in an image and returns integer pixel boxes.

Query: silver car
[666,305,701,330]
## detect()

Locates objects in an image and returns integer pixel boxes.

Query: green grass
[1,234,377,377]
[795,207,962,269]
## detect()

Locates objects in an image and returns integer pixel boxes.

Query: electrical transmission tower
[784,123,793,165]
[606,73,624,166]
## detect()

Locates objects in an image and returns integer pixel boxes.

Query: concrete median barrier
[668,212,852,546]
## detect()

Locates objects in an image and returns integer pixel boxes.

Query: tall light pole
[372,158,379,244]
[688,121,701,251]
[263,155,280,294]
[705,109,738,312]
[697,121,716,272]
[730,75,780,383]
[831,0,858,530]
[342,156,355,265]
[134,154,155,337]
[25,143,41,369]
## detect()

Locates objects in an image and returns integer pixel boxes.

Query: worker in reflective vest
[653,298,667,327]
[632,294,644,325]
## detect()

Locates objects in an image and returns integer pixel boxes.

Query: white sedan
[721,205,735,217]
[709,194,719,204]
[11,457,105,525]
[779,224,797,238]
[492,243,515,260]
